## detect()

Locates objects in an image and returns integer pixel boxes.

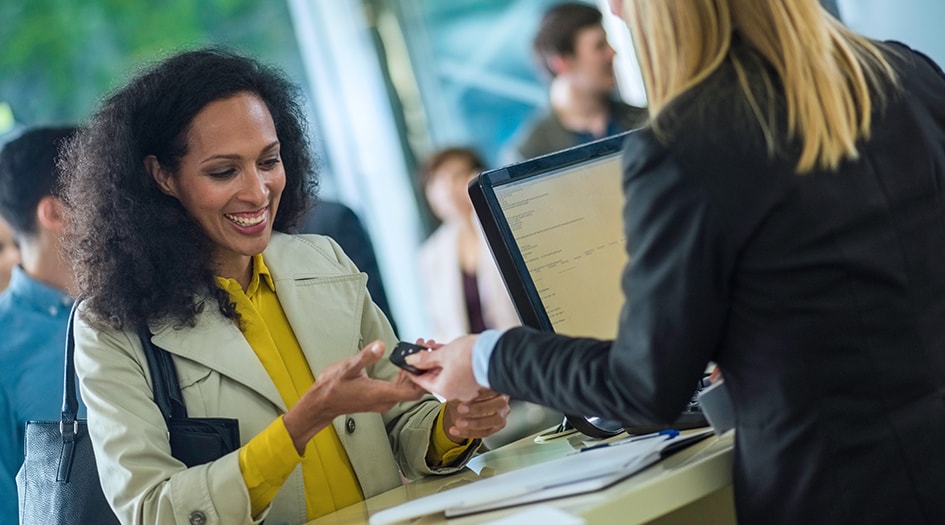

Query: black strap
[137,326,188,420]
[60,301,82,441]
[61,300,188,435]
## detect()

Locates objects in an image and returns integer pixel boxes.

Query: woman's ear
[145,155,177,197]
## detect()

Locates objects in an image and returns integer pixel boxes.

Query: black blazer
[488,42,945,524]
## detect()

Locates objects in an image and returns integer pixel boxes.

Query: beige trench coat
[75,233,477,525]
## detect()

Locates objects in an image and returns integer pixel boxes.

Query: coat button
[345,417,356,434]
[189,510,207,525]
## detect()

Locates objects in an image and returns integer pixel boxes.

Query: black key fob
[390,341,430,375]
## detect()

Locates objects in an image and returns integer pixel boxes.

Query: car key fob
[390,341,430,375]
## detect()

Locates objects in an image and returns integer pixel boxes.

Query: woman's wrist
[439,401,465,444]
[283,385,333,454]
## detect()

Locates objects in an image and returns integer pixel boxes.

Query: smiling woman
[58,48,510,525]
[145,94,287,289]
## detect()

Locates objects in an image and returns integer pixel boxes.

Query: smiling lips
[225,208,267,228]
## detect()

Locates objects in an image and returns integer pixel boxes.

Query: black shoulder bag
[17,301,240,525]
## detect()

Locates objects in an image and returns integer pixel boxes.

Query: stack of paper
[369,430,712,525]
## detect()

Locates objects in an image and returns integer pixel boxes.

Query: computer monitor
[470,132,709,437]
[469,132,630,339]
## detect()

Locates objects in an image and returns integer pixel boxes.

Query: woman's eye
[260,157,282,170]
[208,169,236,179]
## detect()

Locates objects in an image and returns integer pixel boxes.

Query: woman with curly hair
[60,48,509,525]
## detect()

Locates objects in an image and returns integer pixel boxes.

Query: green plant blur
[0,0,305,126]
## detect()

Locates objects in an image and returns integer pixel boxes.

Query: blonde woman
[408,1,945,523]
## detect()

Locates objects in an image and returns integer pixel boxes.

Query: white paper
[484,506,585,525]
[369,434,675,525]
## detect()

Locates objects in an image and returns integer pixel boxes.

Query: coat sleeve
[73,309,264,525]
[322,237,480,480]
[488,132,732,427]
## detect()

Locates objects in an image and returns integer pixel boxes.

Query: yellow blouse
[220,254,468,521]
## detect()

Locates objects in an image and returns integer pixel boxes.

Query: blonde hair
[621,0,898,173]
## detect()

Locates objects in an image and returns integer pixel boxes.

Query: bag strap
[138,326,189,420]
[56,301,84,482]
[60,299,188,427]
[60,301,82,433]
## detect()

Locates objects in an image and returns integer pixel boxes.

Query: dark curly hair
[61,47,317,331]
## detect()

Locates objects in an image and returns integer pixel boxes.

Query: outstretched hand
[405,334,483,402]
[284,340,425,454]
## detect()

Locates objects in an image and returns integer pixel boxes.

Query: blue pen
[580,429,680,453]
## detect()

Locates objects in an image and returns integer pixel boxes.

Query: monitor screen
[470,133,630,339]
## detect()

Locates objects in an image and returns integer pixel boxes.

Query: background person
[61,48,508,525]
[501,1,647,164]
[417,147,519,341]
[0,218,18,293]
[417,147,561,447]
[297,199,399,334]
[408,0,945,523]
[0,126,79,524]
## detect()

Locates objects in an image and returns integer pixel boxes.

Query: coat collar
[148,301,286,411]
[146,233,368,413]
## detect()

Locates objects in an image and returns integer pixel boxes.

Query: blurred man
[0,218,17,292]
[502,2,647,163]
[0,126,80,522]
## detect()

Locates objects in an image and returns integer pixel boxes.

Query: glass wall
[3,0,941,338]
[374,0,560,170]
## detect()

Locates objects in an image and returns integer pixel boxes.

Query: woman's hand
[441,389,510,443]
[410,338,510,441]
[283,340,424,454]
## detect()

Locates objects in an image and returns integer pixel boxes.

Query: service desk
[308,429,736,525]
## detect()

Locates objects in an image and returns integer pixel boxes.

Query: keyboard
[566,376,711,438]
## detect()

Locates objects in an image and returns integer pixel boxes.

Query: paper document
[369,430,712,525]
[484,506,585,525]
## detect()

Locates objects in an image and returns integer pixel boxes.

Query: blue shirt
[0,265,79,523]
[472,329,503,388]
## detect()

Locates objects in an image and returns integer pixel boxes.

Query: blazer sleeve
[488,132,732,426]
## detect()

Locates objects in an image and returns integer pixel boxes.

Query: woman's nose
[240,167,270,203]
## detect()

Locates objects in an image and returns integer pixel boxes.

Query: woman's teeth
[225,213,264,226]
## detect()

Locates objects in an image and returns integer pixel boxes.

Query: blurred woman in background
[417,147,561,448]
[417,147,519,341]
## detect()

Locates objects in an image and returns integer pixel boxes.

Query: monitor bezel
[470,131,706,439]
[469,131,632,334]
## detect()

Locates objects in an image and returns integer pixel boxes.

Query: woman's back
[641,40,945,522]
